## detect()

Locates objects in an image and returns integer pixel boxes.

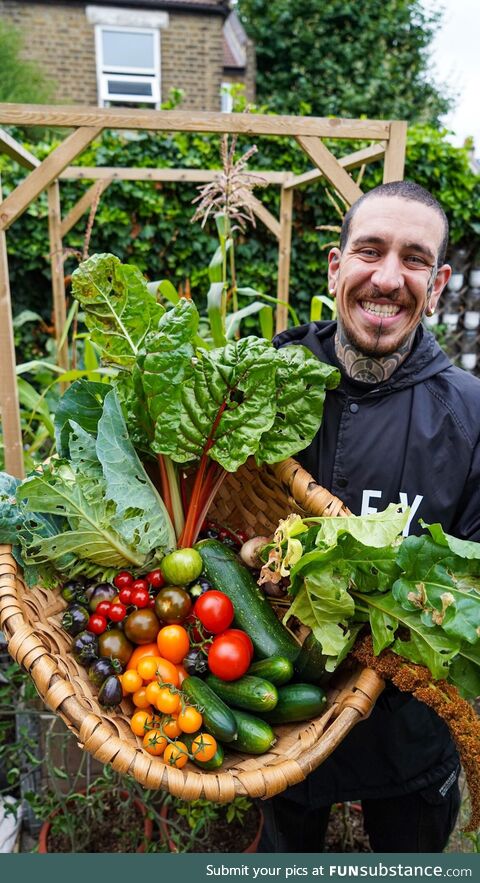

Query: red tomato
[207,634,250,681]
[88,613,107,635]
[146,569,165,589]
[118,587,133,605]
[114,571,133,590]
[109,602,127,623]
[95,600,112,618]
[131,586,150,608]
[213,629,254,661]
[132,578,149,592]
[193,591,234,634]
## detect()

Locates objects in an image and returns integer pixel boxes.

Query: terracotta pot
[38,790,153,854]
[159,802,263,854]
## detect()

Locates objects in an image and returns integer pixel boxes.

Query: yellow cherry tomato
[177,705,203,734]
[163,740,189,769]
[130,710,153,737]
[142,728,167,756]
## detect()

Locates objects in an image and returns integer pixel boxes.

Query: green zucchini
[196,539,300,662]
[294,632,330,685]
[183,732,225,770]
[229,708,276,755]
[248,656,294,686]
[262,683,327,724]
[205,674,278,713]
[182,676,237,743]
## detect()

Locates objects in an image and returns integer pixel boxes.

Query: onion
[239,536,271,568]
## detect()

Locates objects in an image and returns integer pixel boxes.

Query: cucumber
[205,674,278,713]
[294,632,330,685]
[248,656,294,686]
[183,732,225,770]
[196,539,300,662]
[229,708,276,755]
[262,683,327,724]
[182,676,237,743]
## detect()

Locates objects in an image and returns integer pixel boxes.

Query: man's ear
[328,247,341,295]
[429,263,452,312]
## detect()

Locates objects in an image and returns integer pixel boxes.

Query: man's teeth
[361,300,401,317]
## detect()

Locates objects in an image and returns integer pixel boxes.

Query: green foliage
[1,121,479,361]
[236,0,451,124]
[0,21,55,104]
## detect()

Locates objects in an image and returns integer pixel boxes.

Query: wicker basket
[0,457,385,803]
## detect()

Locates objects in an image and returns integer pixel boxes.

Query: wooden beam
[60,179,112,237]
[0,128,40,170]
[60,166,289,185]
[0,175,24,478]
[296,136,363,207]
[276,183,294,334]
[242,191,281,239]
[285,143,386,190]
[48,182,68,373]
[383,121,408,183]
[0,125,103,231]
[0,105,391,140]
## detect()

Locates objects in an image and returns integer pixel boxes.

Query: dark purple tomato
[98,629,133,667]
[123,609,160,645]
[154,586,192,624]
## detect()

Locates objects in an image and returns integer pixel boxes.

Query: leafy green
[138,299,339,473]
[11,390,174,585]
[255,345,339,464]
[54,379,110,457]
[271,507,480,695]
[95,389,176,552]
[71,253,165,367]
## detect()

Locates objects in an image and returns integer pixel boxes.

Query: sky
[424,0,480,152]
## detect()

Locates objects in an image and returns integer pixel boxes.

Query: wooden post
[383,121,408,183]
[276,183,294,334]
[48,182,68,372]
[0,174,24,478]
[296,136,363,207]
[0,126,103,232]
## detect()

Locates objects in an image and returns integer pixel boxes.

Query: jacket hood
[275,320,452,392]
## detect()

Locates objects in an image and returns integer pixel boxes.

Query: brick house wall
[0,0,235,110]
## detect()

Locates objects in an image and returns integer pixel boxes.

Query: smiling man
[259,181,480,854]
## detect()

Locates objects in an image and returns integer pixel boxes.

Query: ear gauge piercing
[425,307,435,317]
[329,288,336,295]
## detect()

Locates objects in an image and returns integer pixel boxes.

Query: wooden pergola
[0,105,407,479]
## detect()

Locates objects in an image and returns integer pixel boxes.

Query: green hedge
[2,121,479,334]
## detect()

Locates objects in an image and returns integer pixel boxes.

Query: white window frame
[221,82,234,113]
[95,24,161,107]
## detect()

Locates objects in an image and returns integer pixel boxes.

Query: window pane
[108,79,153,96]
[102,30,155,69]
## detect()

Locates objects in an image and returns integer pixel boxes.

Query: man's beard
[340,288,412,357]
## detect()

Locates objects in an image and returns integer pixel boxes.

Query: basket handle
[294,669,385,777]
[271,458,351,518]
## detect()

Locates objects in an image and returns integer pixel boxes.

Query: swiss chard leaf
[71,253,164,367]
[255,345,339,464]
[149,332,278,470]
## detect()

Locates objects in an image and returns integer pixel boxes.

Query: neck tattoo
[335,322,416,384]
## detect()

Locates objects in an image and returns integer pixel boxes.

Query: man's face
[328,196,451,356]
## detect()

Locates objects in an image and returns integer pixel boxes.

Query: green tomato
[161,548,203,586]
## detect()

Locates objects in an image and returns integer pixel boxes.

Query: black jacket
[273,320,480,804]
